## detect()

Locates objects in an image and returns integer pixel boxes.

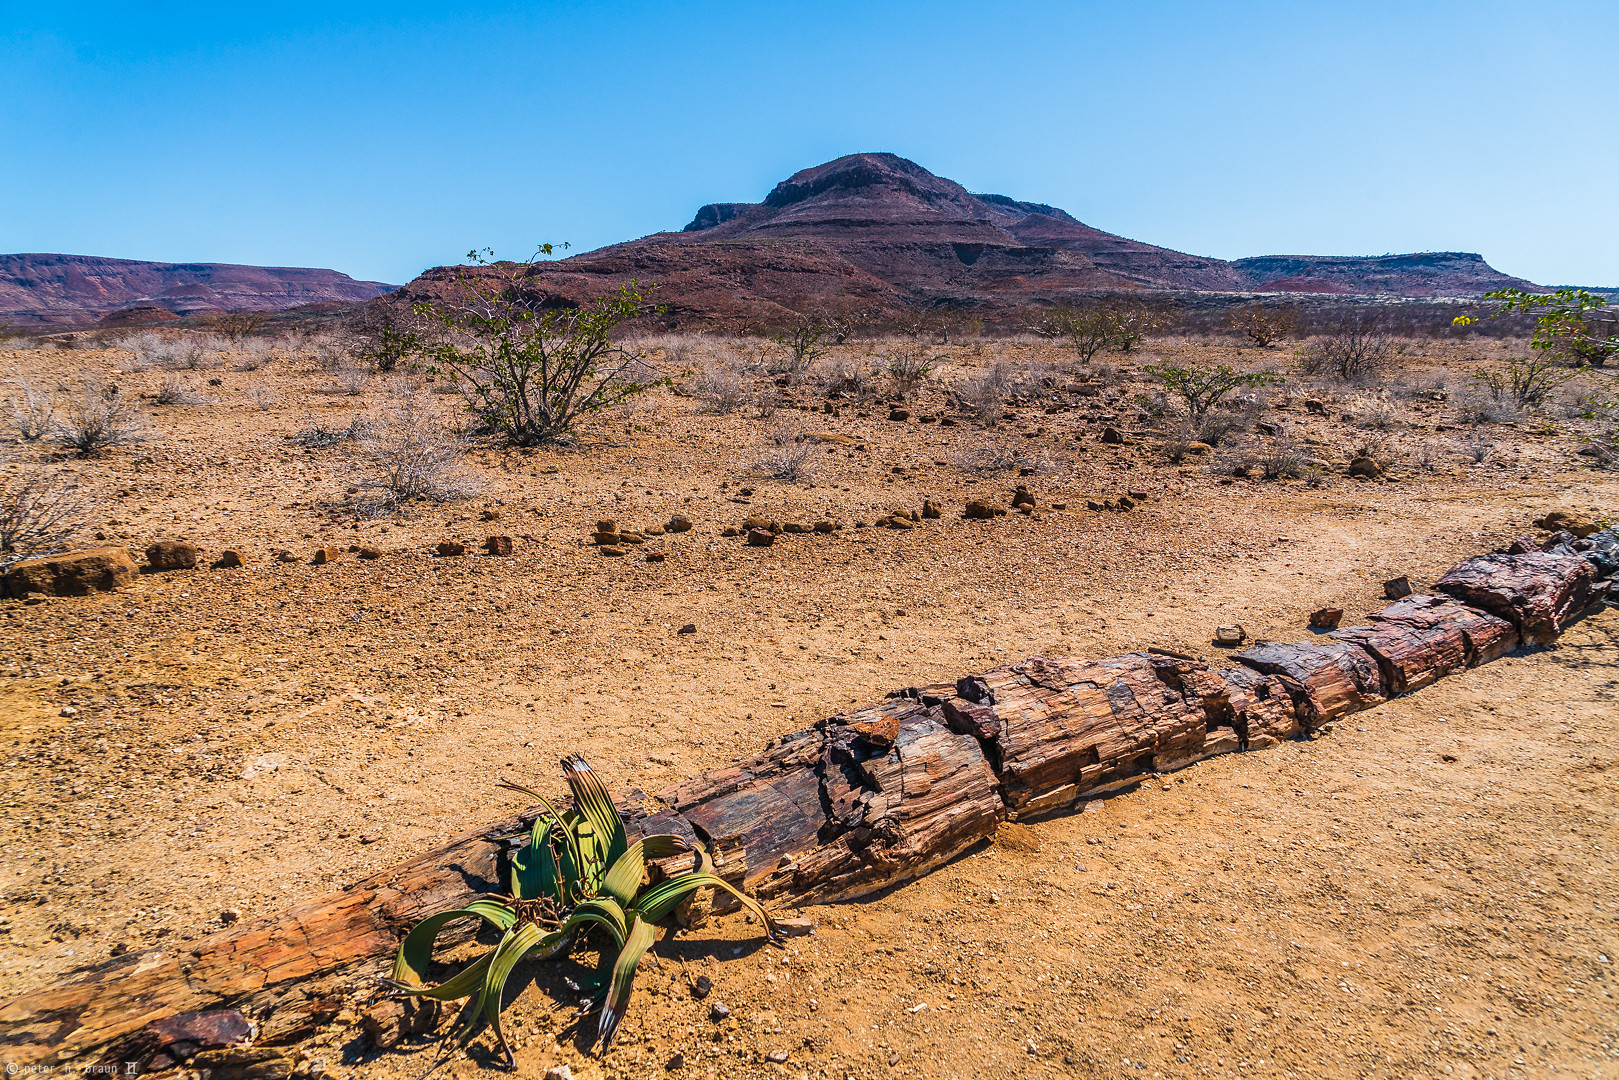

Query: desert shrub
[1255,437,1305,480]
[748,441,814,482]
[956,363,1013,423]
[1040,303,1114,362]
[1106,300,1161,352]
[6,378,55,441]
[1453,387,1516,425]
[1413,440,1442,471]
[1229,303,1298,347]
[1296,318,1392,382]
[1162,423,1196,463]
[246,387,279,411]
[1460,431,1494,463]
[308,335,349,371]
[1345,391,1400,429]
[320,362,372,397]
[173,335,229,371]
[954,444,1020,475]
[821,354,879,401]
[293,415,373,448]
[886,347,934,399]
[0,463,95,568]
[691,364,748,414]
[1487,287,1617,366]
[345,302,418,373]
[351,400,476,516]
[1473,357,1583,410]
[1144,362,1281,421]
[204,310,272,342]
[1210,442,1257,477]
[120,332,172,371]
[154,376,216,406]
[57,376,145,452]
[237,338,276,371]
[768,319,829,382]
[414,251,663,446]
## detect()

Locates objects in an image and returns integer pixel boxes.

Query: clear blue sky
[4,1,1615,287]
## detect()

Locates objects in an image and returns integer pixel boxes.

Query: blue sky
[4,2,1615,286]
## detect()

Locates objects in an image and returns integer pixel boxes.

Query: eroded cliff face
[0,253,394,326]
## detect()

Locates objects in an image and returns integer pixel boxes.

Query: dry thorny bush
[349,398,478,517]
[0,462,96,568]
[7,378,55,442]
[57,375,146,453]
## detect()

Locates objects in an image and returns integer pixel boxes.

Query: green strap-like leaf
[481,921,550,1065]
[601,834,689,907]
[637,871,780,944]
[564,896,628,946]
[389,901,518,988]
[596,915,656,1050]
[562,756,628,872]
[511,815,560,903]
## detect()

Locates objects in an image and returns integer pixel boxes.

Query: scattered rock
[813,519,839,533]
[666,514,694,532]
[964,499,1003,520]
[617,531,646,544]
[275,550,299,563]
[545,1067,575,1080]
[1185,441,1214,455]
[1115,495,1135,511]
[1012,485,1036,509]
[1534,510,1600,537]
[746,529,776,547]
[677,623,696,634]
[220,907,241,924]
[662,1054,684,1072]
[641,523,665,536]
[1214,623,1246,646]
[883,515,915,530]
[645,551,666,563]
[782,521,810,534]
[741,516,781,534]
[922,499,942,519]
[1305,398,1327,414]
[483,535,513,556]
[766,1050,790,1064]
[1383,575,1412,599]
[691,975,712,999]
[145,540,199,571]
[1099,426,1124,444]
[435,542,465,558]
[480,509,501,522]
[1348,456,1383,478]
[888,408,910,421]
[709,1002,731,1021]
[596,519,617,533]
[215,549,245,569]
[775,915,815,937]
[1309,607,1344,630]
[592,530,620,546]
[720,526,741,537]
[311,547,341,564]
[3,546,138,598]
[599,545,626,557]
[939,416,958,426]
[356,545,384,560]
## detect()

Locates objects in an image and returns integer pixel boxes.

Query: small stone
[596,519,617,534]
[59,706,78,717]
[276,550,299,563]
[775,915,815,937]
[145,540,199,571]
[885,515,915,530]
[720,526,741,537]
[1309,607,1344,630]
[1214,623,1246,646]
[3,546,139,598]
[662,1054,683,1072]
[356,545,384,560]
[1099,426,1124,444]
[922,499,942,519]
[1305,398,1327,414]
[617,531,646,544]
[1348,456,1383,478]
[1186,441,1214,455]
[221,907,241,924]
[666,514,694,533]
[599,545,626,557]
[782,521,810,534]
[813,519,838,533]
[747,528,776,547]
[435,541,466,557]
[645,550,666,562]
[709,1002,731,1021]
[1383,575,1412,600]
[888,408,910,421]
[216,549,245,569]
[964,499,999,520]
[678,623,697,635]
[1115,496,1135,510]
[641,523,665,536]
[692,975,713,999]
[1051,501,1067,510]
[766,1051,789,1064]
[592,531,620,546]
[484,535,513,556]
[1534,510,1599,537]
[545,1066,576,1080]
[480,509,501,521]
[940,416,957,426]
[311,547,341,564]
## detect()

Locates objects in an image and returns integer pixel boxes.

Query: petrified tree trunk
[6,545,1613,1066]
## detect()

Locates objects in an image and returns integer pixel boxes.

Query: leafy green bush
[1144,363,1282,421]
[389,756,779,1061]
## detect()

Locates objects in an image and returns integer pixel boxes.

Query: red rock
[1435,552,1595,646]
[3,547,137,598]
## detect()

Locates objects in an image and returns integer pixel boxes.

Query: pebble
[746,529,775,547]
[544,1066,574,1080]
[435,542,466,558]
[709,1002,730,1021]
[692,974,712,999]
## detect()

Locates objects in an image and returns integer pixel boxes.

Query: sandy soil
[1,333,1615,1080]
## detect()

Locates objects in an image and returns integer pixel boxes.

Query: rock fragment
[145,540,199,571]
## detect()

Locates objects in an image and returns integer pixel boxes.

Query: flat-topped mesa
[3,534,1615,1067]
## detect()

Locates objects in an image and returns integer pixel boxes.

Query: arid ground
[2,330,1616,1080]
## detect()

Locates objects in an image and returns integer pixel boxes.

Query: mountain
[0,254,395,327]
[393,153,1538,328]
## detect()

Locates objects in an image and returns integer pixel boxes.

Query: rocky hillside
[0,254,394,327]
[394,153,1537,328]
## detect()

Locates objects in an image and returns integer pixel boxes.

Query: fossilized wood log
[1435,552,1595,646]
[9,532,1616,1066]
[1231,639,1386,724]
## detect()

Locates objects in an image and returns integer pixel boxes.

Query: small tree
[1297,315,1392,383]
[414,249,665,446]
[1145,363,1282,421]
[346,301,419,373]
[204,310,272,343]
[1041,302,1114,362]
[1107,299,1160,352]
[769,317,829,381]
[1473,357,1583,410]
[1229,303,1298,347]
[1486,287,1617,366]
